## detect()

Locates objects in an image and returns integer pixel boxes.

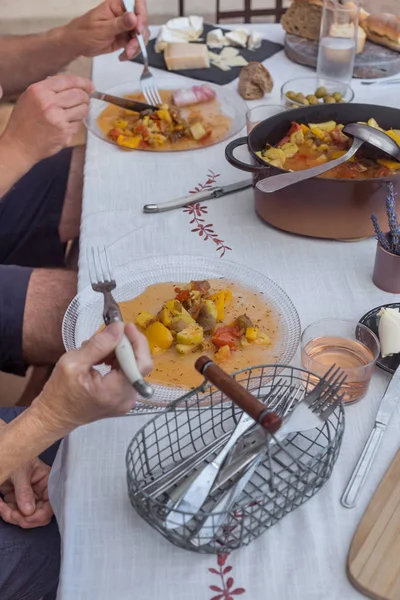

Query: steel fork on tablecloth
[87,246,154,399]
[123,0,162,106]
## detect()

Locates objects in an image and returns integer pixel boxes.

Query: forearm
[0,27,78,97]
[0,401,71,485]
[0,135,35,199]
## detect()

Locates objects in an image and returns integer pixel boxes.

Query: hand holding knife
[143,179,253,213]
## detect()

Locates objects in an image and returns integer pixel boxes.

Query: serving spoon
[256,123,400,194]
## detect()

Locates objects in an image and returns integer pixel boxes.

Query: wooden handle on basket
[195,356,282,434]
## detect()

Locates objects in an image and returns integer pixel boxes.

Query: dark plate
[359,303,400,374]
[133,23,283,85]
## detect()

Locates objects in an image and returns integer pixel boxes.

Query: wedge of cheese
[155,16,204,53]
[164,43,210,71]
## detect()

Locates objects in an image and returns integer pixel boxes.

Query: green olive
[306,94,319,105]
[315,86,328,98]
[333,91,343,102]
[338,99,346,103]
[295,92,306,102]
[285,90,297,100]
[324,96,336,104]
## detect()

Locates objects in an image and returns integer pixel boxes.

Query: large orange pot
[225,103,400,240]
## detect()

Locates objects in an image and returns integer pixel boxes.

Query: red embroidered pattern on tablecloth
[208,553,245,599]
[183,170,232,258]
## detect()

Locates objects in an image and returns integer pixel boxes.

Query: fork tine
[308,366,344,409]
[312,373,347,413]
[87,247,95,284]
[103,246,113,282]
[319,394,344,421]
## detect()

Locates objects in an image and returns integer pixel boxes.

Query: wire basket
[126,365,345,554]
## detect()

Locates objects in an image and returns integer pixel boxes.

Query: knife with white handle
[143,179,253,213]
[341,365,400,508]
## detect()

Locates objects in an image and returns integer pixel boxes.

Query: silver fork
[87,246,154,399]
[123,0,162,106]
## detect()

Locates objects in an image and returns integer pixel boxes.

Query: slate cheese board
[133,23,283,85]
[285,33,400,79]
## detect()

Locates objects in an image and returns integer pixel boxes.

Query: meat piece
[330,128,350,150]
[197,300,217,333]
[172,85,216,108]
[235,314,253,335]
[190,280,211,296]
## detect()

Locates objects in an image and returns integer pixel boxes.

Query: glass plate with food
[62,255,300,408]
[85,77,246,152]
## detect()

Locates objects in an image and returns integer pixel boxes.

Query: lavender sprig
[386,182,400,251]
[371,213,392,252]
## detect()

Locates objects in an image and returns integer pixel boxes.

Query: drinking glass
[317,0,359,84]
[246,105,286,134]
[301,318,380,405]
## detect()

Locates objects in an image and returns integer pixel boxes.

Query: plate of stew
[85,78,246,152]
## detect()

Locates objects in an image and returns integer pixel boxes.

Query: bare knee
[23,269,77,367]
[59,145,85,244]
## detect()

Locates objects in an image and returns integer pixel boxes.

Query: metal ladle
[256,123,400,194]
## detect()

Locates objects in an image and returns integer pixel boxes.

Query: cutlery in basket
[192,365,346,545]
[87,246,153,399]
[123,0,161,106]
[164,358,345,530]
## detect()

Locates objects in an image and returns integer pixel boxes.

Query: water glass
[301,318,380,405]
[317,0,359,84]
[246,105,286,134]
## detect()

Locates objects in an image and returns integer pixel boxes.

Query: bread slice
[281,0,323,42]
[329,22,366,54]
[363,13,400,52]
[238,62,274,100]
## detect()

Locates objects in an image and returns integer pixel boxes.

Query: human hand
[35,322,153,434]
[0,458,53,529]
[65,0,149,61]
[1,75,94,165]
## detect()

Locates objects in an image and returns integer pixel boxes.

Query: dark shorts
[0,148,73,375]
[0,407,61,600]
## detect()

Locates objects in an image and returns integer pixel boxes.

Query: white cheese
[164,43,210,71]
[206,28,228,48]
[189,16,204,38]
[225,55,248,67]
[155,16,204,52]
[155,25,188,52]
[248,31,263,50]
[378,307,400,358]
[220,47,239,58]
[225,29,249,48]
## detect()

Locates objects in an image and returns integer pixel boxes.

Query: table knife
[341,364,400,508]
[91,91,157,112]
[143,179,253,213]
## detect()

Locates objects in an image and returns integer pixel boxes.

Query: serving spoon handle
[256,137,364,194]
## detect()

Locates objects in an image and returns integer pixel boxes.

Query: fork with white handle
[87,246,154,399]
[123,0,161,106]
[193,372,346,546]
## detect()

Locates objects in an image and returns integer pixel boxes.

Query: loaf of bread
[343,2,370,25]
[281,0,323,42]
[362,13,400,52]
[329,22,367,54]
[238,63,274,100]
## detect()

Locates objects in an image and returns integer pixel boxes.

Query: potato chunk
[176,324,204,345]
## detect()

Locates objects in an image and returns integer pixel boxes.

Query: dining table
[48,22,400,600]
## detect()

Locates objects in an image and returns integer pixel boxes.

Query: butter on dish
[378,307,400,358]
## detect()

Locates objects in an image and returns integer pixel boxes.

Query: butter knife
[341,364,400,508]
[91,91,157,112]
[143,179,253,213]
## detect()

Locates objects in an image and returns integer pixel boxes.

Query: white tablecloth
[50,24,400,600]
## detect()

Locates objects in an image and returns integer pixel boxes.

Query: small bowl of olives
[281,77,355,109]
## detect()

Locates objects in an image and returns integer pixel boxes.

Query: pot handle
[225,137,270,173]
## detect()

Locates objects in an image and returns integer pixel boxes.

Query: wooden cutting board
[348,449,400,600]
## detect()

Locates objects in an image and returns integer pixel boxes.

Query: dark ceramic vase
[372,238,400,293]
